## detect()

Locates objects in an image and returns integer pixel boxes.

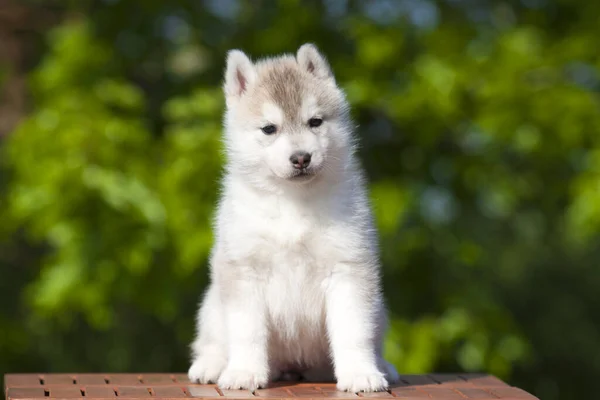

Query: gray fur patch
[240,55,344,127]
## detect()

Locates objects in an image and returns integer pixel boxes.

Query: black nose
[290,151,312,169]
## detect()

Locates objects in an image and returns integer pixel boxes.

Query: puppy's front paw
[217,368,268,391]
[336,370,389,393]
[188,356,227,384]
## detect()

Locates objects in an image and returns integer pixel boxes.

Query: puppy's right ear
[297,43,334,82]
[224,50,255,102]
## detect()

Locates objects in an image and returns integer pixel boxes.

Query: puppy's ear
[296,43,334,82]
[224,50,256,101]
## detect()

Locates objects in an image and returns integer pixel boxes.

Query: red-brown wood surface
[4,374,539,400]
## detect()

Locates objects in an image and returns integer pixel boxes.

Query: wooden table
[4,374,539,399]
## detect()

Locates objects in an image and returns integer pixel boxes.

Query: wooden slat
[455,388,498,399]
[490,387,538,399]
[398,375,438,386]
[4,376,42,388]
[428,374,473,387]
[287,386,324,398]
[139,375,176,384]
[151,386,188,398]
[461,375,509,388]
[42,375,75,385]
[84,387,117,398]
[173,375,192,384]
[219,389,255,398]
[419,388,465,399]
[388,387,430,398]
[318,385,359,398]
[186,385,222,397]
[77,375,109,385]
[116,387,152,398]
[47,387,83,398]
[252,387,290,398]
[7,388,47,400]
[357,390,394,398]
[106,375,143,385]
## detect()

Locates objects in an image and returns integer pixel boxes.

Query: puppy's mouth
[288,168,318,182]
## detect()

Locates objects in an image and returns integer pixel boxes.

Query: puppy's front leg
[217,274,269,391]
[326,265,388,393]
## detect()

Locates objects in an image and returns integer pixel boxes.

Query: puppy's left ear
[224,49,256,102]
[297,43,334,82]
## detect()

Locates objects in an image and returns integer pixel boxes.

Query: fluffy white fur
[188,44,399,393]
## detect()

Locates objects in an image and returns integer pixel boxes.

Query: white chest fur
[221,189,334,369]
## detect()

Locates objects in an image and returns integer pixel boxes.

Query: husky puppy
[188,44,399,393]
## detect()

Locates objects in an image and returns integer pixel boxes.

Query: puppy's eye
[308,118,323,128]
[261,124,277,135]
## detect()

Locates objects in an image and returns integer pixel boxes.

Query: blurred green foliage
[1,1,600,399]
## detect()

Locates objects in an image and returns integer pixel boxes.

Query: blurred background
[1,0,599,399]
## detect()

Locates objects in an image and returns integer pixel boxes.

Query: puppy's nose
[290,151,312,169]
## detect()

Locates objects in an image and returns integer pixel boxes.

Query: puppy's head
[222,44,351,186]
